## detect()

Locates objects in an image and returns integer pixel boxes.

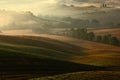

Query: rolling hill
[0,34,119,80]
[38,34,120,50]
[0,46,101,80]
[2,34,119,67]
[26,34,120,80]
[0,35,84,57]
[0,35,105,80]
[38,34,120,67]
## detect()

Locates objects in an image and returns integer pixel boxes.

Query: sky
[0,0,101,13]
[0,0,119,14]
[0,0,58,14]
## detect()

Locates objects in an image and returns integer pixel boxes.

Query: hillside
[26,34,120,80]
[0,35,84,57]
[0,35,106,80]
[0,34,119,80]
[39,34,120,50]
[38,34,120,67]
[30,71,120,80]
[0,45,101,80]
[4,34,119,67]
[0,0,120,80]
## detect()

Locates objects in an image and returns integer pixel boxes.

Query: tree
[70,5,74,7]
[102,35,111,44]
[96,35,102,42]
[68,28,88,39]
[92,19,99,24]
[66,28,119,46]
[110,37,119,46]
[79,28,87,39]
[69,28,76,37]
[87,32,95,41]
[75,28,81,38]
[63,17,72,21]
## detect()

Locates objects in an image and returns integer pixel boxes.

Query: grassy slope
[0,47,92,80]
[38,34,120,50]
[0,35,119,80]
[38,34,120,67]
[0,35,105,80]
[0,43,77,60]
[30,71,120,80]
[0,35,84,55]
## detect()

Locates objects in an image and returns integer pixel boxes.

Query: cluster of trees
[64,28,120,46]
[64,16,101,27]
[96,34,119,46]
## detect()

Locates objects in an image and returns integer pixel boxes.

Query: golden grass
[37,34,120,66]
[39,34,120,50]
[84,49,120,54]
[0,34,120,80]
[71,49,120,66]
[71,55,120,66]
[30,71,120,80]
[0,34,120,67]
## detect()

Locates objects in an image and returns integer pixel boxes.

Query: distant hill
[0,7,120,31]
[0,10,49,30]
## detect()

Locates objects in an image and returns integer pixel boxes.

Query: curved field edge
[0,42,80,60]
[37,35,120,67]
[0,35,119,80]
[29,71,120,80]
[71,54,120,67]
[0,40,106,80]
[0,35,120,67]
[0,35,84,55]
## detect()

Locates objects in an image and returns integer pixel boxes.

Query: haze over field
[0,0,119,32]
[0,0,120,80]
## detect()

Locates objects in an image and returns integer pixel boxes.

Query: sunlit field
[0,0,120,80]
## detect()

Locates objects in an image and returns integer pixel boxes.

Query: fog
[0,0,120,34]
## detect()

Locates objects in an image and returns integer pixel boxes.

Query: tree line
[62,28,120,46]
